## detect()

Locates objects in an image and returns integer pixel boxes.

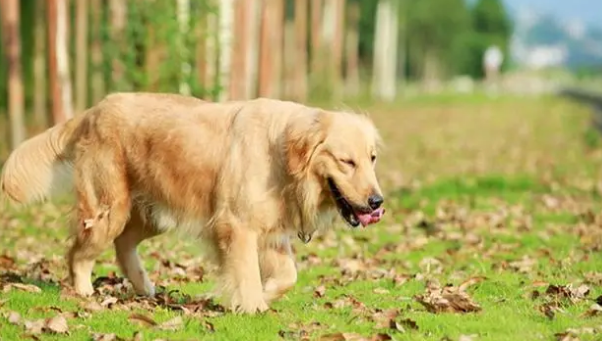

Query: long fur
[0,92,383,314]
[1,115,84,204]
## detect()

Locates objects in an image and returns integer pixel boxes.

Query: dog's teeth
[83,219,94,229]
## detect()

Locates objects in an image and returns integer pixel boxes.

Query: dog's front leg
[216,224,268,314]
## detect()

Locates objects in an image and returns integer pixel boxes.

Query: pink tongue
[357,208,385,227]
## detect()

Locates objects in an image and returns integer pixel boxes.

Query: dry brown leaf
[582,303,602,317]
[24,319,46,335]
[91,333,125,341]
[314,285,326,298]
[4,282,42,293]
[82,300,104,312]
[459,334,478,341]
[414,278,483,314]
[45,315,69,334]
[319,332,367,341]
[158,316,183,331]
[100,296,119,308]
[372,309,399,329]
[204,320,216,333]
[6,310,21,325]
[128,313,158,327]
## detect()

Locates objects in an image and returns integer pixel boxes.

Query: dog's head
[285,109,384,228]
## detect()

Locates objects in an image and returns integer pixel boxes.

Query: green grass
[2,96,602,340]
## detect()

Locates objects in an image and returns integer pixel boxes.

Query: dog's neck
[281,172,335,243]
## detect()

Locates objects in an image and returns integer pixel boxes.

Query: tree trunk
[198,6,219,100]
[90,0,104,104]
[177,0,191,95]
[34,0,48,130]
[109,0,127,91]
[372,0,398,102]
[272,0,284,99]
[48,0,74,124]
[258,0,274,98]
[283,20,295,99]
[1,0,26,148]
[229,0,246,100]
[345,2,360,96]
[218,0,234,101]
[332,0,345,100]
[310,0,323,81]
[244,0,261,99]
[75,0,88,113]
[294,0,308,102]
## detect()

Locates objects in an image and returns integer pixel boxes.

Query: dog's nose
[368,194,384,210]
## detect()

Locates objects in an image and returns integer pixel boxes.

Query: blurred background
[0,0,601,156]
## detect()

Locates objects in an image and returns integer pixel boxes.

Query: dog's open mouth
[327,178,384,228]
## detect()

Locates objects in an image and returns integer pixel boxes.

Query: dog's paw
[230,295,269,314]
[74,284,95,297]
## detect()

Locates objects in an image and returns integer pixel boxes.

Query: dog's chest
[149,205,206,234]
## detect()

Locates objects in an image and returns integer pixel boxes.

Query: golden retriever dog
[0,93,385,314]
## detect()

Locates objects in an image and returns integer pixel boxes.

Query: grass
[2,95,602,340]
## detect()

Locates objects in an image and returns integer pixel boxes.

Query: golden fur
[0,92,384,314]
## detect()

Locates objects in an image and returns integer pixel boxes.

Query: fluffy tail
[1,115,85,205]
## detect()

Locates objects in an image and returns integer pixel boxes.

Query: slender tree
[1,0,26,148]
[244,0,261,99]
[218,0,234,101]
[90,0,104,104]
[75,0,88,113]
[345,2,360,96]
[109,0,127,91]
[294,0,308,102]
[258,0,275,97]
[177,0,191,95]
[372,0,399,101]
[230,0,247,100]
[48,0,74,123]
[34,0,48,130]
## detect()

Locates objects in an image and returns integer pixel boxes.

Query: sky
[503,0,602,29]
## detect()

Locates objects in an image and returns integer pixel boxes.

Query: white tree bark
[244,0,261,99]
[372,0,399,102]
[218,0,234,101]
[75,0,88,113]
[56,0,74,119]
[177,0,191,95]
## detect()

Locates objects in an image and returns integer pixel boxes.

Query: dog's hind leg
[114,207,160,296]
[260,236,298,304]
[68,148,131,296]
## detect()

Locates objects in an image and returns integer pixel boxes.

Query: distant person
[483,45,503,94]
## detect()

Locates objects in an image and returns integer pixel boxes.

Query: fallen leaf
[582,303,602,317]
[44,315,69,334]
[82,301,104,312]
[24,319,46,335]
[91,333,125,341]
[314,285,326,298]
[158,316,183,331]
[459,334,478,341]
[414,278,483,314]
[6,311,21,325]
[100,296,119,308]
[319,332,367,341]
[204,320,215,332]
[4,282,42,293]
[128,313,157,327]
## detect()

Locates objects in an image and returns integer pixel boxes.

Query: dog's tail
[1,114,86,205]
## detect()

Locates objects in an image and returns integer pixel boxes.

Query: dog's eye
[341,159,356,168]
[371,155,377,163]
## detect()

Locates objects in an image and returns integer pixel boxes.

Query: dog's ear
[285,110,330,176]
